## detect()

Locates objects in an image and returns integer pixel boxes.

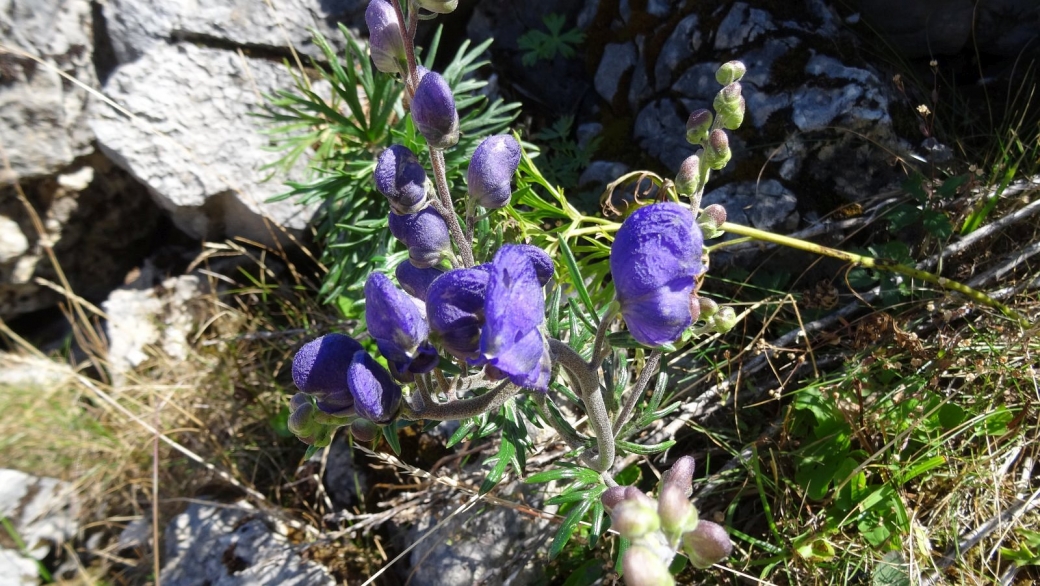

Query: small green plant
[517,13,585,67]
[530,115,600,189]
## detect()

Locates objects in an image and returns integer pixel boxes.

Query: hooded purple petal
[513,243,554,287]
[411,71,459,149]
[345,352,401,423]
[365,0,405,74]
[292,334,363,399]
[388,207,451,268]
[468,135,521,209]
[364,272,439,378]
[425,267,488,360]
[610,203,703,347]
[375,145,428,214]
[395,261,444,302]
[478,245,551,391]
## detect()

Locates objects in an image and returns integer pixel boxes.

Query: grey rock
[648,0,681,17]
[0,548,37,585]
[857,0,970,57]
[162,501,335,586]
[576,122,604,152]
[655,14,701,91]
[633,99,697,171]
[0,0,97,178]
[671,62,722,104]
[90,43,318,243]
[702,180,799,234]
[579,161,630,189]
[0,470,79,571]
[0,216,28,264]
[103,0,366,64]
[319,435,367,509]
[595,42,638,103]
[714,2,776,51]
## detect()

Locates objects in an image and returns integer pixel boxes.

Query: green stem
[720,221,1030,327]
[401,380,517,421]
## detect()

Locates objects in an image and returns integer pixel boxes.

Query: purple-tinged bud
[388,207,451,268]
[426,268,489,360]
[395,261,444,302]
[602,486,629,510]
[365,0,406,74]
[514,244,554,286]
[686,109,713,145]
[345,351,401,423]
[699,204,727,230]
[721,97,745,130]
[661,455,696,496]
[416,0,457,14]
[611,497,660,540]
[375,145,429,215]
[682,521,733,569]
[622,546,676,586]
[714,82,743,111]
[698,297,719,320]
[290,392,311,411]
[711,306,738,334]
[658,483,699,539]
[688,295,702,323]
[705,129,731,170]
[715,60,747,85]
[412,71,459,149]
[675,154,702,196]
[468,135,521,209]
[625,486,653,503]
[350,418,380,442]
[364,272,439,378]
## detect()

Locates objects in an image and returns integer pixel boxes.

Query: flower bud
[657,483,699,539]
[365,272,439,378]
[602,486,629,510]
[416,0,458,14]
[345,351,402,423]
[611,497,660,540]
[721,97,745,130]
[375,145,429,215]
[698,297,719,320]
[622,546,676,586]
[713,82,742,114]
[682,521,733,569]
[705,129,731,170]
[395,261,444,302]
[715,60,747,85]
[412,71,459,149]
[661,455,696,496]
[674,154,702,196]
[468,135,521,209]
[365,0,406,74]
[698,204,727,230]
[712,306,738,333]
[426,268,489,360]
[288,399,320,437]
[350,418,380,442]
[685,109,713,145]
[388,207,451,268]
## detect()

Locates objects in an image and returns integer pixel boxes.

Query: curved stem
[400,380,517,421]
[550,339,614,472]
[613,350,662,437]
[590,301,620,367]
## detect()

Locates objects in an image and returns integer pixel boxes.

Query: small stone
[595,42,638,103]
[714,2,776,50]
[655,14,701,91]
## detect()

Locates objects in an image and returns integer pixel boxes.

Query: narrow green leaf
[588,499,605,550]
[616,438,677,455]
[557,236,598,318]
[549,497,594,560]
[446,420,477,448]
[382,424,402,456]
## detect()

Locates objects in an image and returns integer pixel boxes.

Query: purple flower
[291,334,401,422]
[610,203,703,347]
[388,207,451,268]
[395,261,444,302]
[375,145,428,214]
[478,245,551,391]
[364,272,439,378]
[411,70,459,149]
[468,135,521,209]
[425,267,489,360]
[365,0,405,74]
[513,243,554,286]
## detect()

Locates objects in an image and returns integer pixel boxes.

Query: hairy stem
[400,380,517,421]
[531,394,588,451]
[429,148,475,267]
[550,339,614,472]
[590,301,620,367]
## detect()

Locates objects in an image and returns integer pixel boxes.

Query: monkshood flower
[610,203,703,346]
[291,334,401,423]
[412,70,459,149]
[514,243,554,287]
[477,245,552,391]
[364,272,439,378]
[468,134,521,209]
[425,267,489,360]
[395,261,444,302]
[375,145,428,214]
[365,0,406,75]
[388,206,451,268]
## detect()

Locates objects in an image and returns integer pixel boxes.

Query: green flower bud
[350,418,380,442]
[698,204,727,238]
[288,400,320,437]
[706,129,731,170]
[661,455,696,496]
[713,82,742,115]
[611,497,660,540]
[721,97,745,130]
[622,546,676,586]
[715,60,747,85]
[658,483,699,541]
[698,297,719,320]
[417,0,457,13]
[682,521,733,569]
[674,154,702,196]
[685,109,713,145]
[712,306,738,333]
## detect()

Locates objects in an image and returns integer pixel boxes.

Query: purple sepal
[395,261,444,302]
[411,71,459,149]
[388,207,451,268]
[513,243,554,286]
[425,267,489,360]
[365,0,405,74]
[375,145,428,214]
[468,134,521,209]
[292,333,363,399]
[345,351,402,423]
[364,272,439,379]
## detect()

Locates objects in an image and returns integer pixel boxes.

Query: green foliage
[530,116,600,189]
[258,26,520,304]
[517,13,586,67]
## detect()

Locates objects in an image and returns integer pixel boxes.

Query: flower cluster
[602,457,734,585]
